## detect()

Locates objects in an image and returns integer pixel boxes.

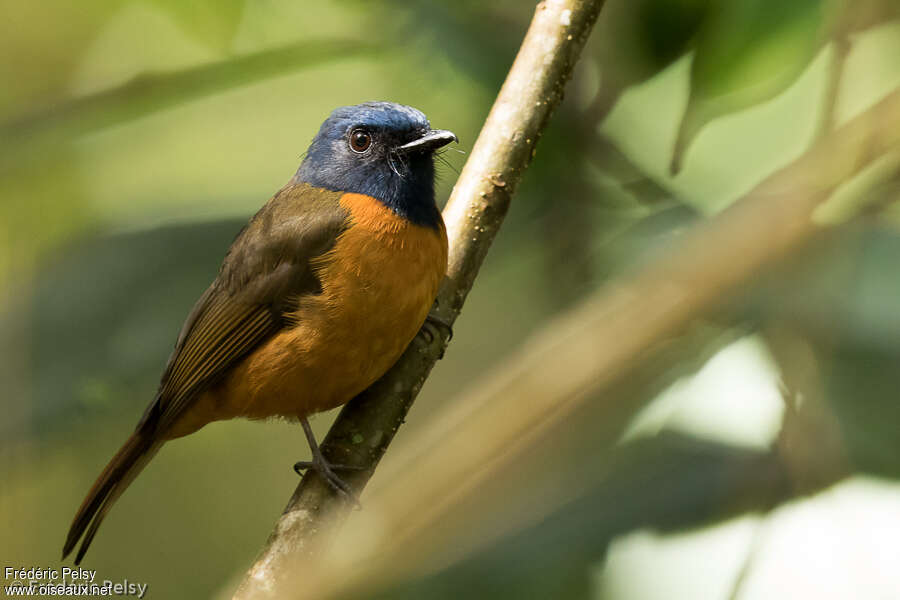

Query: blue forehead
[318,102,430,136]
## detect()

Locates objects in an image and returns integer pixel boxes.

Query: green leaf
[671,0,838,174]
[592,0,713,121]
[2,220,243,439]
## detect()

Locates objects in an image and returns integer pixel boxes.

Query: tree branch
[232,1,606,598]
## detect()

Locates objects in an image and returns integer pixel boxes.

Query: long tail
[62,432,161,564]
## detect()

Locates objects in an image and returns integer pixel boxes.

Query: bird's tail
[62,432,161,564]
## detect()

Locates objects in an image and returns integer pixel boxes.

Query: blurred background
[2,0,900,598]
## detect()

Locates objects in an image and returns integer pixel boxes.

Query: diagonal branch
[232,1,607,598]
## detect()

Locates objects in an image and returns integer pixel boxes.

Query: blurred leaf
[2,220,244,440]
[591,0,713,122]
[0,38,381,173]
[802,231,900,478]
[747,225,900,478]
[143,0,246,51]
[671,0,837,174]
[822,342,900,479]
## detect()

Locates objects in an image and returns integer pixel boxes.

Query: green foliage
[593,0,713,121]
[591,0,900,173]
[672,0,836,173]
[750,227,900,478]
[18,221,242,438]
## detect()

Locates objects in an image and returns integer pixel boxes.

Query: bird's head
[296,102,457,228]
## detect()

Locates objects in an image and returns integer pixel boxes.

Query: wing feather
[137,183,348,434]
[156,304,276,431]
[159,299,258,400]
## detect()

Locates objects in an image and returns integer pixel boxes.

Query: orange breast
[206,193,447,423]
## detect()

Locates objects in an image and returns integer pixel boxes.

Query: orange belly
[171,193,447,435]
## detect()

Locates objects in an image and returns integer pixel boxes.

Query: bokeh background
[2,0,900,598]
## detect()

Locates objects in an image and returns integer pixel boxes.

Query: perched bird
[63,102,457,564]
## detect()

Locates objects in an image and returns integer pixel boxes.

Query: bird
[62,101,457,565]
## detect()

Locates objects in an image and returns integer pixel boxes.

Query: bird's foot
[419,314,453,357]
[296,417,363,507]
[293,460,363,506]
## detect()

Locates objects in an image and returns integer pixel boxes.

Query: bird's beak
[396,129,458,154]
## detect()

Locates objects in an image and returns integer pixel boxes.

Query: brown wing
[138,182,348,434]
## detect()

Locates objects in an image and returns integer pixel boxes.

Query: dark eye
[349,128,372,153]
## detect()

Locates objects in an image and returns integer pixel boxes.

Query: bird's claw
[293,460,363,508]
[297,417,363,508]
[419,314,453,357]
[293,461,365,473]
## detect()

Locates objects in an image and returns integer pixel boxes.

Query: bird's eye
[348,128,372,153]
